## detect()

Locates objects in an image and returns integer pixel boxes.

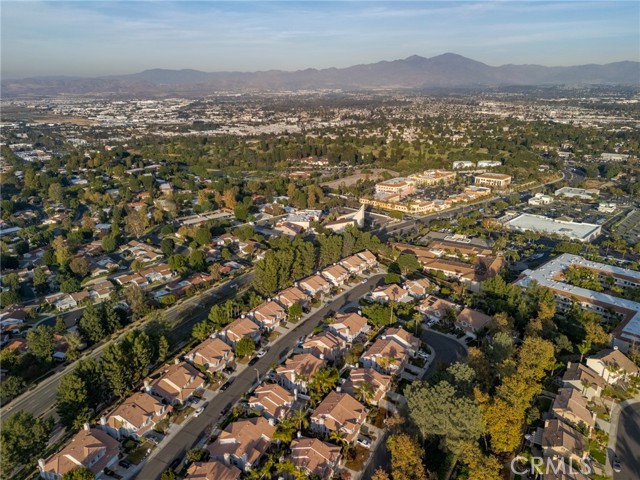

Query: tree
[65,331,84,361]
[33,266,50,294]
[194,227,212,246]
[386,434,428,480]
[52,235,71,266]
[192,321,211,342]
[372,468,391,480]
[160,238,175,257]
[101,235,117,253]
[57,373,92,430]
[396,254,420,275]
[186,448,209,463]
[189,249,206,271]
[384,272,402,285]
[123,284,148,318]
[157,335,169,363]
[405,380,485,455]
[48,182,64,203]
[0,375,25,403]
[161,471,177,480]
[223,187,238,209]
[78,303,105,344]
[61,467,95,480]
[69,257,90,278]
[0,411,53,475]
[168,254,188,275]
[235,336,255,358]
[102,342,133,398]
[124,208,148,238]
[288,303,303,323]
[459,441,502,480]
[26,325,55,362]
[354,382,375,405]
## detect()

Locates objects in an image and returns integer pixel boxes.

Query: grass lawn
[172,406,194,425]
[590,445,607,465]
[126,441,155,464]
[268,330,281,342]
[589,403,611,422]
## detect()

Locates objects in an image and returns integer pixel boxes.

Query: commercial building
[504,213,601,242]
[473,173,512,188]
[407,169,456,186]
[374,178,415,197]
[514,254,640,352]
[554,187,599,201]
[528,193,554,206]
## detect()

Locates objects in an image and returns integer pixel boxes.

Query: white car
[417,350,430,359]
[194,407,205,417]
[256,348,268,358]
[357,437,372,449]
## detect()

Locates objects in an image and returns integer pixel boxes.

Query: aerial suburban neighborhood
[1,2,640,479]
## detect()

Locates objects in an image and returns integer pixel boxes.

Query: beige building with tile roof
[290,436,342,479]
[562,362,605,400]
[329,312,369,343]
[301,331,347,361]
[208,417,276,471]
[321,264,350,286]
[586,348,640,384]
[39,425,120,480]
[299,274,332,296]
[360,337,410,375]
[251,301,287,330]
[552,388,596,432]
[418,295,459,322]
[184,460,241,480]
[276,353,327,393]
[541,419,587,464]
[310,391,367,443]
[186,337,234,373]
[455,308,493,338]
[369,284,411,303]
[342,368,393,405]
[248,383,295,421]
[102,391,171,440]
[148,361,206,405]
[221,317,261,346]
[275,286,310,309]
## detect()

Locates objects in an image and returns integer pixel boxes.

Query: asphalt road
[0,272,254,420]
[613,402,640,480]
[135,273,386,480]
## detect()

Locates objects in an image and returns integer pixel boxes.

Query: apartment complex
[515,254,640,352]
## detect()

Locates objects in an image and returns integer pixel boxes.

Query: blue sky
[2,1,639,78]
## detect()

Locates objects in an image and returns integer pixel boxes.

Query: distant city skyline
[2,1,639,78]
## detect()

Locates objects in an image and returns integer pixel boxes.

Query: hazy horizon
[2,1,639,79]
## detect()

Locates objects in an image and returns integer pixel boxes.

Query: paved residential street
[135,273,385,480]
[613,402,640,480]
[0,272,253,420]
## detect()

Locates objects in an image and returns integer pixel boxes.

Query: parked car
[222,365,235,375]
[256,348,268,358]
[613,454,622,473]
[357,436,372,449]
[248,356,259,366]
[118,460,131,469]
[416,350,430,360]
[220,378,235,391]
[194,407,204,417]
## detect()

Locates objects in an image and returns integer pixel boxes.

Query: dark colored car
[118,460,131,469]
[169,458,181,471]
[220,378,235,391]
[248,356,259,366]
[613,454,622,473]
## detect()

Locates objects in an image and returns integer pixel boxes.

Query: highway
[135,273,386,480]
[0,272,254,420]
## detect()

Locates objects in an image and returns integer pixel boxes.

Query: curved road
[614,402,640,480]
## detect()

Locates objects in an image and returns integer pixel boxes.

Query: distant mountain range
[3,53,639,97]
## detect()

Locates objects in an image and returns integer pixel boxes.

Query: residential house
[184,460,241,480]
[275,286,310,310]
[562,362,606,400]
[39,425,120,480]
[0,307,27,327]
[247,383,295,421]
[113,273,149,288]
[45,293,77,311]
[185,338,235,374]
[369,284,411,303]
[148,361,206,405]
[339,254,369,276]
[356,250,377,268]
[289,436,342,480]
[404,278,432,299]
[274,221,304,238]
[102,392,171,440]
[276,353,327,394]
[329,312,369,343]
[541,419,587,465]
[342,368,393,405]
[208,417,276,472]
[299,275,332,297]
[320,264,350,287]
[221,317,261,346]
[360,338,410,375]
[552,388,596,433]
[301,331,347,362]
[140,264,174,284]
[455,308,493,338]
[586,348,640,384]
[417,295,459,323]
[381,328,421,357]
[310,391,367,443]
[250,301,287,331]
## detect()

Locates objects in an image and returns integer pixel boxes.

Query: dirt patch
[322,169,398,189]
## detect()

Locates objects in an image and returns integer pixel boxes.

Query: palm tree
[291,407,309,431]
[329,429,351,456]
[577,340,591,363]
[354,382,375,405]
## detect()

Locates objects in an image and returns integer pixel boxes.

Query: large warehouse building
[504,213,602,242]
